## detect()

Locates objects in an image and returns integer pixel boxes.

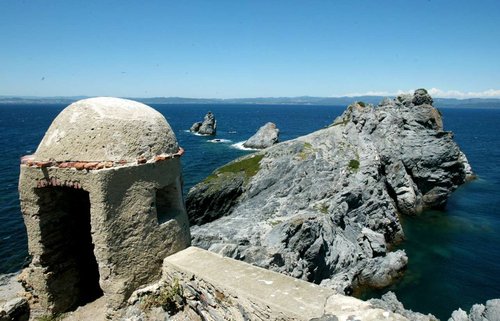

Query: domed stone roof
[34,97,179,162]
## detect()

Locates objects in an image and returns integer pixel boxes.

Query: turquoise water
[0,103,499,319]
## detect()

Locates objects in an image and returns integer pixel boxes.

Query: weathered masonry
[18,97,190,314]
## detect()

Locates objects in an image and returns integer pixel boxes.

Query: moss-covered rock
[205,154,264,183]
[348,159,360,171]
[187,153,264,226]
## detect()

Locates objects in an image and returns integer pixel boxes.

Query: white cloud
[338,88,500,99]
[340,89,413,97]
[426,88,500,99]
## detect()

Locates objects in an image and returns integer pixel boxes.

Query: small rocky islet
[190,111,280,150]
[190,111,217,135]
[243,122,280,149]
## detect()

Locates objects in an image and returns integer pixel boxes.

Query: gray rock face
[0,297,29,321]
[187,90,471,293]
[243,122,280,149]
[191,112,217,135]
[190,121,202,132]
[369,292,438,321]
[0,273,29,321]
[449,299,500,321]
[412,88,434,106]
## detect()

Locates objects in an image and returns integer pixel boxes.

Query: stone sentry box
[18,97,190,314]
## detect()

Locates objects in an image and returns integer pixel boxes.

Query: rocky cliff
[186,89,473,294]
[448,299,500,321]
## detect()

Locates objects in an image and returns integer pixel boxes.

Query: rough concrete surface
[18,97,190,315]
[34,97,179,163]
[123,247,410,321]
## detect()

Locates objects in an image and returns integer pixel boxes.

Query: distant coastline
[2,95,500,108]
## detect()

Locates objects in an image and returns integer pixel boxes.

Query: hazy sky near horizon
[1,0,500,99]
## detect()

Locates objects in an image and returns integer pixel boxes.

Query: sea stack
[187,89,472,294]
[191,111,217,135]
[243,122,280,149]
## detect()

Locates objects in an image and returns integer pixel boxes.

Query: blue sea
[1,103,499,320]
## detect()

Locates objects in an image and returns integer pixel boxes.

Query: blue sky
[1,0,499,98]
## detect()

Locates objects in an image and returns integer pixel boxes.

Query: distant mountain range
[1,95,500,108]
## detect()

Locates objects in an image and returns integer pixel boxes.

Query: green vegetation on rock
[297,142,314,160]
[348,159,360,171]
[269,219,282,227]
[314,203,329,214]
[36,314,65,321]
[141,278,184,314]
[205,154,264,183]
[331,117,349,127]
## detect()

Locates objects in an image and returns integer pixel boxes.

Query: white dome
[34,97,178,162]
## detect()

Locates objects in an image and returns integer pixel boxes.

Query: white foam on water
[231,141,259,151]
[207,139,232,143]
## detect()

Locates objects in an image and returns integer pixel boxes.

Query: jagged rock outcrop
[186,90,472,294]
[369,292,438,321]
[191,112,216,135]
[0,297,29,321]
[448,299,500,321]
[0,273,29,321]
[190,121,202,132]
[243,122,280,149]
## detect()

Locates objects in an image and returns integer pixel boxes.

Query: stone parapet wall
[126,247,409,321]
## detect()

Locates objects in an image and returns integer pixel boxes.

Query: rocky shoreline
[2,90,497,320]
[187,90,473,295]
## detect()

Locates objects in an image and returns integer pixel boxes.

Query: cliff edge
[187,89,472,294]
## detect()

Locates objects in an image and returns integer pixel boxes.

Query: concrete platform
[162,247,409,321]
